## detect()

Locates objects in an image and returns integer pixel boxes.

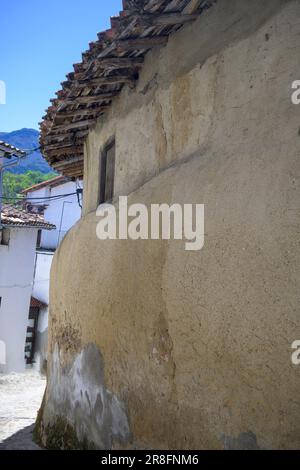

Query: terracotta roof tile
[1,204,56,230]
[31,296,48,309]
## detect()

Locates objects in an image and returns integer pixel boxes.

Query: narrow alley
[0,372,45,450]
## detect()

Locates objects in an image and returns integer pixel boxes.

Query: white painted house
[0,205,55,373]
[0,141,55,373]
[21,176,82,371]
[22,176,82,250]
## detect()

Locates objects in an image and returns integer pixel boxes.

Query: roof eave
[40,0,217,178]
[1,223,56,231]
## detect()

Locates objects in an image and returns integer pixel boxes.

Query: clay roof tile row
[1,205,56,230]
[0,141,26,158]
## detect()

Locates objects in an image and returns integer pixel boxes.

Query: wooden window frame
[99,138,116,205]
[36,230,42,249]
[0,228,10,246]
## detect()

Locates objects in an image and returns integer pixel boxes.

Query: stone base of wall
[35,345,131,450]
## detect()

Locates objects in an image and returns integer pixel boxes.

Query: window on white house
[99,139,116,204]
[36,230,42,249]
[0,228,10,246]
[0,297,6,366]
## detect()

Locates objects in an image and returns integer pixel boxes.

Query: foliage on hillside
[3,171,57,203]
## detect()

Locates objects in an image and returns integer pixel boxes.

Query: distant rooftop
[31,296,48,309]
[1,204,56,230]
[0,141,26,158]
[21,175,67,194]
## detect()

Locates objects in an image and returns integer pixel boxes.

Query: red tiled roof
[31,297,48,309]
[1,205,56,230]
[21,176,67,194]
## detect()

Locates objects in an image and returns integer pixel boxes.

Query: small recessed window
[36,230,42,249]
[0,228,10,246]
[99,139,116,204]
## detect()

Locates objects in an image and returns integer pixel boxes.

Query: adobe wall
[37,0,300,449]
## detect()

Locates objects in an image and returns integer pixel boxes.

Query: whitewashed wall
[0,228,38,373]
[27,181,82,372]
[32,251,54,373]
[33,251,53,305]
[27,187,50,203]
[41,182,82,250]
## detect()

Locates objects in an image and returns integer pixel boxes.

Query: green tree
[2,171,57,203]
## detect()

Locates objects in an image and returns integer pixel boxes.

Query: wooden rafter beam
[96,36,168,60]
[97,42,117,59]
[55,106,109,119]
[58,162,84,172]
[116,36,168,51]
[64,170,84,178]
[46,150,78,160]
[77,57,145,78]
[50,119,93,133]
[44,140,85,151]
[65,75,135,89]
[61,93,114,107]
[134,12,199,26]
[52,156,84,169]
[183,0,206,15]
[46,149,83,160]
[43,130,89,145]
[93,56,144,69]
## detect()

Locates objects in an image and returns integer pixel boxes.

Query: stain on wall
[38,344,130,449]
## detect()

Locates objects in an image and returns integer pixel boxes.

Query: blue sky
[0,0,122,132]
